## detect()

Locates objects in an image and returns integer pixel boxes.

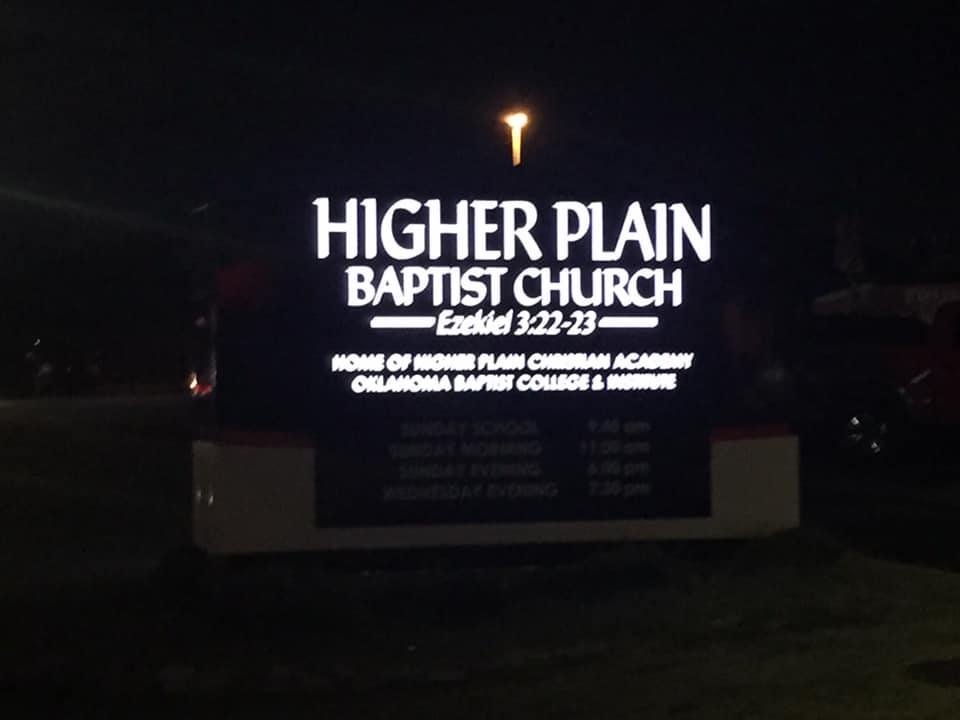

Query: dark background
[1,2,958,385]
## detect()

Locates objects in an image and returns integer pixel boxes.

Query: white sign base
[192,430,799,555]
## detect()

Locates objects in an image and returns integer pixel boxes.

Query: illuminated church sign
[306,195,717,525]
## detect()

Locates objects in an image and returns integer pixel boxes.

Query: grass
[4,532,960,718]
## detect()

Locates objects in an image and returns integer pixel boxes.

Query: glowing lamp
[504,112,529,166]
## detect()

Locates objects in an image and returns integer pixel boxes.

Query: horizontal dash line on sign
[597,316,660,329]
[370,316,437,329]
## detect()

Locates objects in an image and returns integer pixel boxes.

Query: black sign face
[303,195,719,527]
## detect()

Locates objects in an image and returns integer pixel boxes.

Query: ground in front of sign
[5,531,960,718]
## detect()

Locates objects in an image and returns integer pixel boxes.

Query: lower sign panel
[315,414,710,527]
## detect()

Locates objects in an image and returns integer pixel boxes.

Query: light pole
[504,112,529,167]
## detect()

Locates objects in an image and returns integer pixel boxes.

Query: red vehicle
[799,283,960,457]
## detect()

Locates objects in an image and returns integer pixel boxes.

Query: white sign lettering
[314,197,710,331]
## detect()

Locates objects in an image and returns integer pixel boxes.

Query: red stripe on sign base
[710,424,792,442]
[200,430,314,448]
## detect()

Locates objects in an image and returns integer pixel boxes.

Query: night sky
[1,3,959,364]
